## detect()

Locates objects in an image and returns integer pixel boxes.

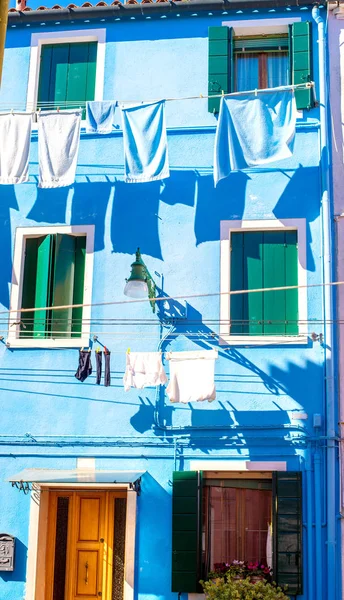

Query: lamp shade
[124,279,149,299]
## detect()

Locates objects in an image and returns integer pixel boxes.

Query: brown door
[46,490,127,600]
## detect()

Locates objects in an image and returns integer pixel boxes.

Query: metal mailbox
[0,534,15,571]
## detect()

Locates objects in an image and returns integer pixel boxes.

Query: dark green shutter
[72,236,86,338]
[38,42,97,112]
[289,22,314,110]
[51,234,77,337]
[33,235,54,338]
[172,471,202,592]
[21,237,39,337]
[230,231,298,336]
[208,27,233,114]
[273,472,303,596]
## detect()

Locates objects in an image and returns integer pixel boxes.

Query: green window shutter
[33,235,54,338]
[172,471,202,592]
[72,236,86,338]
[20,237,40,337]
[230,231,298,336]
[208,27,233,114]
[37,42,97,112]
[272,472,303,596]
[51,234,77,338]
[289,22,314,110]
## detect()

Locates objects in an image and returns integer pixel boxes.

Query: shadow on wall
[0,185,18,309]
[111,181,163,259]
[0,538,27,583]
[194,171,250,244]
[26,187,70,224]
[273,164,321,272]
[129,295,323,451]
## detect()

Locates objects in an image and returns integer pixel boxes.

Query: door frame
[25,485,137,600]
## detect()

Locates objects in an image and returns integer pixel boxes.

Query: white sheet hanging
[0,113,32,184]
[123,351,168,391]
[37,110,81,188]
[165,349,218,404]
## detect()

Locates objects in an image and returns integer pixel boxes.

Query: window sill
[219,335,309,346]
[6,337,90,349]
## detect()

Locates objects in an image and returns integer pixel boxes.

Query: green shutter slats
[20,237,40,337]
[273,472,303,596]
[33,235,54,338]
[263,231,286,336]
[234,36,288,51]
[172,471,202,593]
[37,42,97,112]
[244,232,264,335]
[290,21,314,110]
[208,26,232,114]
[72,236,86,338]
[285,231,298,335]
[51,234,77,337]
[230,231,298,336]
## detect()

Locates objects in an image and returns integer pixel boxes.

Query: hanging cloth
[214,89,296,186]
[104,349,111,387]
[165,349,218,404]
[37,110,81,188]
[75,350,92,383]
[86,101,116,134]
[266,522,273,569]
[120,100,170,183]
[0,113,32,184]
[95,350,102,385]
[123,351,168,391]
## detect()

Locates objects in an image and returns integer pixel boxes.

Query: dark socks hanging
[75,350,92,382]
[95,351,102,385]
[104,350,111,387]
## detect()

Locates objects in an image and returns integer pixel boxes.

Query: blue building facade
[0,1,339,600]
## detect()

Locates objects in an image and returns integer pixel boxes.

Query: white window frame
[7,225,95,348]
[26,28,106,115]
[220,218,308,346]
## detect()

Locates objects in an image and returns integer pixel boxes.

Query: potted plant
[201,573,289,600]
[247,561,272,583]
[228,560,247,580]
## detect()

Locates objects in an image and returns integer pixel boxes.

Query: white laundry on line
[165,349,218,404]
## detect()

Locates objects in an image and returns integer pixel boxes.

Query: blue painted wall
[0,6,338,600]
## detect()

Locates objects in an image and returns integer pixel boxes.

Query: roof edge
[8,0,324,25]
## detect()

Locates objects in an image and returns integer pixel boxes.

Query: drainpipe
[312,6,337,600]
[305,455,314,600]
[314,449,323,600]
[0,0,8,86]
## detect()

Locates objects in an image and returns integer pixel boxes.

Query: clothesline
[0,82,315,113]
[5,279,343,317]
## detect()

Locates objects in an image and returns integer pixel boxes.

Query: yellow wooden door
[45,490,127,600]
[70,492,106,600]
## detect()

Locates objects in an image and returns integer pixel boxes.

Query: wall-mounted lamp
[124,248,157,313]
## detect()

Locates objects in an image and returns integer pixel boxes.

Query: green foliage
[201,576,289,600]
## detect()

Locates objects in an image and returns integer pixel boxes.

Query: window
[171,471,303,596]
[20,234,86,339]
[37,42,97,113]
[8,226,94,348]
[208,21,314,113]
[202,479,272,570]
[219,220,307,345]
[230,230,298,337]
[234,36,289,92]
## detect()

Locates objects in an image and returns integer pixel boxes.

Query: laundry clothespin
[57,106,60,113]
[221,90,224,97]
[127,347,131,355]
[11,108,14,115]
[104,346,109,354]
[254,89,258,97]
[95,346,101,353]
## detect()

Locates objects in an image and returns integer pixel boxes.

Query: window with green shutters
[20,234,86,339]
[230,230,298,336]
[37,42,97,114]
[171,471,303,595]
[208,22,314,113]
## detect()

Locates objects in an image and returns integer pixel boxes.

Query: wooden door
[45,490,127,600]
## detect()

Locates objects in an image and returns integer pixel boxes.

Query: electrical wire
[3,278,344,317]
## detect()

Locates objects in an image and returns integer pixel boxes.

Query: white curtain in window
[267,53,289,88]
[235,54,259,92]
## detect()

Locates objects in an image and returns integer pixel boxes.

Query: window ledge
[219,335,309,346]
[6,337,90,349]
